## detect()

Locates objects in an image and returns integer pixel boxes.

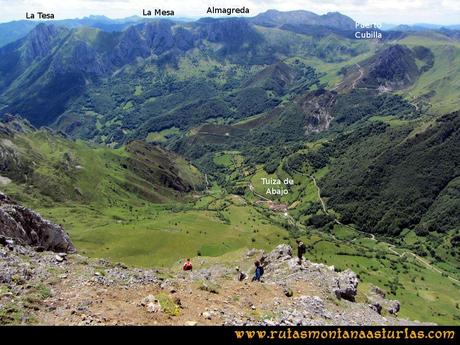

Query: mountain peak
[197,17,260,46]
[85,15,110,21]
[22,23,65,62]
[28,22,58,36]
[251,9,355,30]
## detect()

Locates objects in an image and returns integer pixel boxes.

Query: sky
[0,0,459,25]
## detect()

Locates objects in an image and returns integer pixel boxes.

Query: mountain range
[0,15,145,47]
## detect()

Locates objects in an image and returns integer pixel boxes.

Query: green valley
[0,8,459,326]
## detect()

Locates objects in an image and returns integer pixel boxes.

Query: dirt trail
[249,183,270,201]
[204,174,210,191]
[242,161,458,284]
[306,171,459,283]
[310,175,327,214]
[331,63,364,91]
[388,246,460,284]
[351,64,364,89]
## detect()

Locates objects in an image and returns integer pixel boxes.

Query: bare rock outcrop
[367,285,401,315]
[0,193,75,253]
[331,269,359,302]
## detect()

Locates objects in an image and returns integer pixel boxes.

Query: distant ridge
[250,9,356,30]
[382,23,460,31]
[1,9,459,48]
[0,9,356,48]
[0,15,143,47]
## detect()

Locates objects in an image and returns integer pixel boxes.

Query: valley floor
[1,129,458,325]
[5,165,458,325]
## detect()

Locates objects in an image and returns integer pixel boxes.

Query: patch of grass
[156,293,180,317]
[232,295,240,302]
[23,294,43,310]
[134,85,143,96]
[399,33,460,113]
[34,284,52,300]
[0,285,11,294]
[22,284,52,312]
[213,153,233,167]
[197,280,221,294]
[146,127,181,143]
[0,303,24,324]
[257,310,276,322]
[368,115,411,127]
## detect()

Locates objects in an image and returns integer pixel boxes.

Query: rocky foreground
[1,242,419,326]
[0,193,422,326]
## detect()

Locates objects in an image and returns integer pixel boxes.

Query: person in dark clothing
[252,261,264,282]
[236,266,246,281]
[296,239,307,264]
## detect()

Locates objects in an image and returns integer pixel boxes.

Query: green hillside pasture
[302,232,460,324]
[399,34,460,113]
[146,127,181,143]
[368,115,411,127]
[39,202,288,267]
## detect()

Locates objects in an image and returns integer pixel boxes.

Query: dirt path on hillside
[249,183,270,201]
[351,64,364,89]
[236,157,457,284]
[388,245,460,284]
[204,174,210,191]
[304,170,459,283]
[331,63,364,91]
[310,175,327,214]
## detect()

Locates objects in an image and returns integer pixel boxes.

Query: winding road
[310,175,327,214]
[204,174,210,191]
[248,183,270,201]
[289,167,459,283]
[240,157,459,284]
[331,63,364,91]
[351,63,364,89]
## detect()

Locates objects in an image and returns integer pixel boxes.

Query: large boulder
[0,193,75,253]
[367,285,401,315]
[265,244,292,263]
[370,285,386,298]
[387,300,401,315]
[331,269,359,302]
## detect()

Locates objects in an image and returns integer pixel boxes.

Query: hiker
[236,266,246,281]
[182,258,193,271]
[296,239,307,264]
[260,255,267,267]
[252,260,264,282]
